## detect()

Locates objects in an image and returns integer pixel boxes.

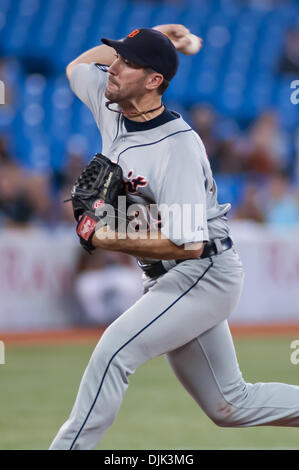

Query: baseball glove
[70,153,126,254]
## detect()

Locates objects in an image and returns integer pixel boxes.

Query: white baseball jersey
[50,61,299,452]
[70,63,231,262]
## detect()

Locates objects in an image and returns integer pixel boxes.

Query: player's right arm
[66,45,115,81]
[65,24,201,134]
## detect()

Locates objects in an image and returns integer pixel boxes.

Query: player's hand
[153,24,202,55]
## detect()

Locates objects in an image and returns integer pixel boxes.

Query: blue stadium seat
[214,174,246,207]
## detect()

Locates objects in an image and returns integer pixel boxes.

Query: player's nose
[108,59,119,76]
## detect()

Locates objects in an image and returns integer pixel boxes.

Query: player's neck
[120,96,164,122]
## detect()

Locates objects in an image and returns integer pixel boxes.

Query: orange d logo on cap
[128,29,140,38]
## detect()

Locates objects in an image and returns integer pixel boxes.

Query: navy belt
[139,237,233,279]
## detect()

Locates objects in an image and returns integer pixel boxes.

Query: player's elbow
[65,63,72,81]
[184,242,204,259]
[173,242,204,260]
[66,61,77,81]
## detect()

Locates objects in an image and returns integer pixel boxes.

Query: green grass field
[0,335,299,450]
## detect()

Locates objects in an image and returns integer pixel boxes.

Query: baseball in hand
[181,33,202,55]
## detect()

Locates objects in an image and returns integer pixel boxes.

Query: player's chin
[105,85,120,102]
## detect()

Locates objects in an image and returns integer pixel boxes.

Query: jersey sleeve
[69,62,108,119]
[156,134,209,246]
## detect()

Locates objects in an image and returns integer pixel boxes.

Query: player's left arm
[92,134,208,259]
[92,227,204,260]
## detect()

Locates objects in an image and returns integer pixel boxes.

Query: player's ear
[145,72,164,92]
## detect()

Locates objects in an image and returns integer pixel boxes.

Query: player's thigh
[165,320,245,420]
[94,257,242,370]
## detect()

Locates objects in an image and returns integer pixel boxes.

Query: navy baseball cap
[101,28,179,81]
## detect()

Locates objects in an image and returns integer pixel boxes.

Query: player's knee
[210,406,237,427]
[203,377,253,427]
[204,397,240,427]
[208,394,248,427]
[91,328,118,362]
[90,326,139,374]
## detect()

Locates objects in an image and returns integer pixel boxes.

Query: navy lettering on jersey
[126,170,148,193]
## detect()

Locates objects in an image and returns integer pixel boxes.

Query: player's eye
[115,55,143,69]
[121,57,133,66]
[115,55,130,66]
[122,57,143,69]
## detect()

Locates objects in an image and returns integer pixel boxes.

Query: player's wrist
[92,226,117,249]
[153,24,202,55]
[76,211,101,254]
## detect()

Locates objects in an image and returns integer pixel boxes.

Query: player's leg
[166,320,299,428]
[50,251,244,450]
[50,254,243,450]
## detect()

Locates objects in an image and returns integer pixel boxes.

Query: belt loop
[161,260,176,271]
[214,238,223,255]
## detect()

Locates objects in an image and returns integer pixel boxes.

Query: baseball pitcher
[50,24,299,450]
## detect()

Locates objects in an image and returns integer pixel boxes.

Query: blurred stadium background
[1,0,299,450]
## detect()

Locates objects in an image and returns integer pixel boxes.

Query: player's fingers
[174,36,191,49]
[173,25,190,37]
[154,24,190,38]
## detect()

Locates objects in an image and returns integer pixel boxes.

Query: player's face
[105,54,150,103]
